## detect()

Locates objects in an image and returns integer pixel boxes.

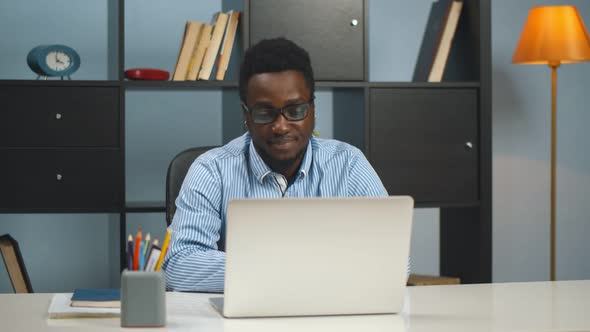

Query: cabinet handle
[56,174,63,181]
[350,19,359,26]
[465,142,473,149]
[55,113,62,120]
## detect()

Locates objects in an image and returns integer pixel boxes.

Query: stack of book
[172,10,240,81]
[48,292,121,318]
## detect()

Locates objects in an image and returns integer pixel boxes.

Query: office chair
[0,234,33,293]
[166,146,228,253]
[166,146,217,227]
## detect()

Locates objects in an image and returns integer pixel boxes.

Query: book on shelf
[70,288,121,308]
[429,0,463,82]
[172,21,204,81]
[413,0,463,82]
[186,23,213,81]
[198,11,229,80]
[0,234,33,293]
[215,10,240,80]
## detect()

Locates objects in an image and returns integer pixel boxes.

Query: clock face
[46,51,72,72]
[27,44,81,77]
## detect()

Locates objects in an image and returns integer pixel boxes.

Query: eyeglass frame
[241,100,314,124]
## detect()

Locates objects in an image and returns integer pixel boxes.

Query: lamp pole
[549,62,559,282]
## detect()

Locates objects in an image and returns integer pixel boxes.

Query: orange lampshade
[512,6,590,65]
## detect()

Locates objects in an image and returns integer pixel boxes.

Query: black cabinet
[0,84,122,211]
[249,0,365,81]
[369,88,478,204]
[0,149,122,210]
[0,86,119,147]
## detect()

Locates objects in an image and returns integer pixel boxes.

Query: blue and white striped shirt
[163,132,389,292]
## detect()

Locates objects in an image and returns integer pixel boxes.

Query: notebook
[70,288,120,308]
[48,294,120,318]
[210,196,414,318]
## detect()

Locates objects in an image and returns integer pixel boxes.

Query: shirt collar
[248,134,313,184]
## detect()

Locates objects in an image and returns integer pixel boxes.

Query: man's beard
[257,140,308,173]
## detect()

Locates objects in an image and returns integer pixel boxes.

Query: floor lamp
[512,6,590,281]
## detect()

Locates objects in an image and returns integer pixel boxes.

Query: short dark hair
[239,37,315,103]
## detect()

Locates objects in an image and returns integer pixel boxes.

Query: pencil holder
[120,269,166,327]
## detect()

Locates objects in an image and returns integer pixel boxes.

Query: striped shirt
[163,132,389,292]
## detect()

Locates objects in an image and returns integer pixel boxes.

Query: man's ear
[242,112,249,131]
[311,105,317,134]
[241,102,249,129]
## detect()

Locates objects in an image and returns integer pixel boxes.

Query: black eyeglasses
[241,101,313,124]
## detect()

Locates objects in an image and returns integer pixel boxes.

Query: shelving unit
[0,0,491,283]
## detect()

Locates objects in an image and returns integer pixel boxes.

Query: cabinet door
[0,86,119,147]
[369,88,478,204]
[249,0,364,80]
[0,149,122,210]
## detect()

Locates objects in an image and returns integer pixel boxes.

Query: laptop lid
[219,196,414,318]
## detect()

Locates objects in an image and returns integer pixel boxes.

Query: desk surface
[1,280,589,332]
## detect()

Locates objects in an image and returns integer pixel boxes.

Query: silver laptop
[210,196,414,318]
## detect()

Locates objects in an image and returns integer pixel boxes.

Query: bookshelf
[0,0,491,284]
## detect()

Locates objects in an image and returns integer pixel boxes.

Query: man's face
[244,70,315,166]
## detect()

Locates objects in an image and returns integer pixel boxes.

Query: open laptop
[209,196,414,318]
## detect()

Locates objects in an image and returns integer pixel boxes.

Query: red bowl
[125,68,170,81]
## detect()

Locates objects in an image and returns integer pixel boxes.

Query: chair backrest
[0,234,33,293]
[165,146,217,227]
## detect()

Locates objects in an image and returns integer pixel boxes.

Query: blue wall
[0,0,111,80]
[492,0,590,282]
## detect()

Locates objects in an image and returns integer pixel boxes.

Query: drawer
[0,86,119,147]
[250,0,365,80]
[0,149,122,210]
[369,88,479,204]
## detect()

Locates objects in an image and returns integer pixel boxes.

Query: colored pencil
[127,234,133,270]
[155,230,171,271]
[133,228,142,271]
[138,241,145,270]
[143,233,151,262]
[145,244,161,272]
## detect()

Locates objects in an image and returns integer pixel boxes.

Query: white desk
[1,280,589,332]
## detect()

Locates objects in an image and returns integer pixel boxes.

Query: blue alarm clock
[27,45,81,79]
